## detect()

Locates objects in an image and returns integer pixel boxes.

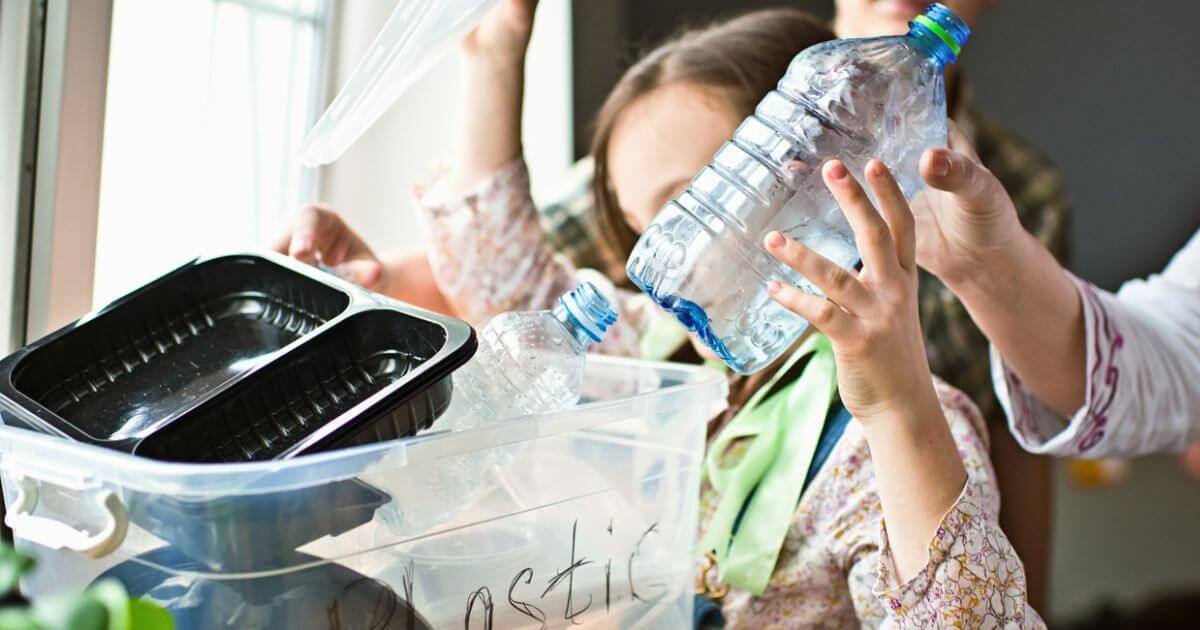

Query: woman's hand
[272,204,386,293]
[916,126,1087,416]
[460,0,539,68]
[912,123,1028,289]
[765,159,939,425]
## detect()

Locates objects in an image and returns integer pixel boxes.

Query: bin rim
[0,355,727,496]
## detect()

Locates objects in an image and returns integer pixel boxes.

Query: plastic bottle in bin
[445,281,617,427]
[394,283,616,530]
[626,3,970,375]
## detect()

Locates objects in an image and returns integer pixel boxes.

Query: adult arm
[915,127,1200,457]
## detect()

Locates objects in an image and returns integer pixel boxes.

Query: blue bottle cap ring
[914,14,962,56]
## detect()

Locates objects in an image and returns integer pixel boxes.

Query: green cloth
[698,334,837,595]
[638,313,692,361]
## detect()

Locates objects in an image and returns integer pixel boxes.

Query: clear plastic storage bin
[0,356,726,629]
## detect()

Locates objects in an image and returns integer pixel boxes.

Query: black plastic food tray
[0,252,476,463]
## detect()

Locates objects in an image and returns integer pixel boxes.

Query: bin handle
[4,476,128,559]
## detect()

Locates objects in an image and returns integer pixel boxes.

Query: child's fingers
[288,205,343,266]
[767,280,853,338]
[333,260,384,290]
[864,160,916,271]
[268,223,294,255]
[286,206,324,264]
[327,233,354,267]
[765,231,871,316]
[822,161,897,276]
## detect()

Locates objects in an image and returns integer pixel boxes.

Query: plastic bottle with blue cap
[403,282,617,519]
[626,3,970,375]
[445,281,617,428]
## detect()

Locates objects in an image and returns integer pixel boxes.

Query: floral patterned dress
[416,158,1043,628]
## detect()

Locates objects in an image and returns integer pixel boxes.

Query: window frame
[208,0,337,221]
[13,0,337,342]
[22,0,112,341]
[0,0,43,354]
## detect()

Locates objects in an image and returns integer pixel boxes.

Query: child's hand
[769,161,972,583]
[765,159,939,425]
[272,205,386,293]
[450,0,537,198]
[461,0,539,68]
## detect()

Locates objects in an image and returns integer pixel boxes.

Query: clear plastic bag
[298,0,500,167]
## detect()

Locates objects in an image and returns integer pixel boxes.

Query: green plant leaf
[0,545,171,630]
[86,581,172,630]
[83,581,127,630]
[0,546,34,598]
[126,601,171,630]
[30,591,107,630]
[0,607,38,630]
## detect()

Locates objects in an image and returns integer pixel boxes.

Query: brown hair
[589,8,835,266]
[587,9,836,428]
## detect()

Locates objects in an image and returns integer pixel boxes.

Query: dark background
[572,0,1200,290]
[570,0,1200,623]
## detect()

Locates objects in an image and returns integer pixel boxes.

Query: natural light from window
[94,0,573,310]
[94,0,329,306]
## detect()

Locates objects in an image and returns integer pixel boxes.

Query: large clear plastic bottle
[625,3,970,375]
[389,283,617,533]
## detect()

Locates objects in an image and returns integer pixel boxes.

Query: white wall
[963,1,1200,620]
[1049,456,1200,620]
[318,0,574,253]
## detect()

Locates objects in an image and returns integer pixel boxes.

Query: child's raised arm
[269,2,539,317]
[765,159,1042,627]
[413,0,649,354]
[447,0,538,199]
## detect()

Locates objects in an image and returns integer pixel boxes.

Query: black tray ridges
[36,289,332,439]
[3,255,350,445]
[136,310,452,463]
[0,252,476,461]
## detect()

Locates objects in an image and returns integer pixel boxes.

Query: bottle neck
[552,302,597,350]
[553,281,617,349]
[906,26,955,69]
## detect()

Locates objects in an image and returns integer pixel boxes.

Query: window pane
[94,0,326,306]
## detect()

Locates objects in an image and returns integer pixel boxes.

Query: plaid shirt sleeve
[536,157,607,271]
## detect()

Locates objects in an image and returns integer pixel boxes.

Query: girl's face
[607,82,742,359]
[607,83,741,234]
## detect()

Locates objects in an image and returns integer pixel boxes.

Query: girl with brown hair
[280,1,1040,626]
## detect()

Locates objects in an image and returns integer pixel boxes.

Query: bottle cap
[910,3,970,64]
